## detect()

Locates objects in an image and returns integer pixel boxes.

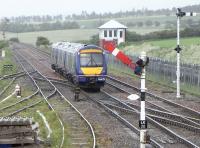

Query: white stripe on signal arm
[112,48,120,56]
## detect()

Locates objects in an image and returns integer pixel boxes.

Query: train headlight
[98,77,105,81]
[79,76,86,82]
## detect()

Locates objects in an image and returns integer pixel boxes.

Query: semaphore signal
[175,8,197,98]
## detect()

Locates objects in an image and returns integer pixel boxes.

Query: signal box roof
[98,20,127,29]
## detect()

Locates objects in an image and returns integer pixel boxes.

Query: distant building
[98,20,127,48]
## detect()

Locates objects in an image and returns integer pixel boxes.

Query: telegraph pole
[175,8,196,98]
[1,18,9,40]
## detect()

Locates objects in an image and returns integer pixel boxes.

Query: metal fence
[107,54,200,87]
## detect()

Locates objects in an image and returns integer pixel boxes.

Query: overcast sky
[0,0,200,17]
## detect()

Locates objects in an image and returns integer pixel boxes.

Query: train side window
[109,30,112,37]
[120,31,123,38]
[114,30,117,37]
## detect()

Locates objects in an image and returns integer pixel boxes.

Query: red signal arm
[104,42,143,75]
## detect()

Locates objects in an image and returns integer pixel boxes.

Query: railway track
[52,80,141,147]
[92,89,200,147]
[0,47,96,147]
[0,72,34,100]
[103,76,200,147]
[106,76,200,122]
[11,43,200,147]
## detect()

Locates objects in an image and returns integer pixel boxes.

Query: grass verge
[108,65,200,97]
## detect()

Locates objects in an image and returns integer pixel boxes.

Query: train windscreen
[80,53,103,67]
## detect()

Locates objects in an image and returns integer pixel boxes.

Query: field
[0,15,181,44]
[2,27,165,45]
[1,14,200,64]
[2,30,200,65]
[1,29,98,44]
[78,15,200,28]
[124,37,200,64]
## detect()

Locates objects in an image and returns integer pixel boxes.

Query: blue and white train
[51,42,107,90]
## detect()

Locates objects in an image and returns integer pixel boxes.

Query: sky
[0,0,200,17]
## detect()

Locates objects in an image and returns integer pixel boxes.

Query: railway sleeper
[127,102,200,128]
[0,117,40,146]
[148,114,200,133]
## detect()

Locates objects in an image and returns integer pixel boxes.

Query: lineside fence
[107,54,200,87]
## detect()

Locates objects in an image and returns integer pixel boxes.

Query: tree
[0,18,10,40]
[126,31,142,42]
[154,21,160,27]
[145,20,153,27]
[36,36,50,47]
[89,34,99,45]
[136,21,143,27]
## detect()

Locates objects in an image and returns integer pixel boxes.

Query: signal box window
[104,30,107,37]
[114,30,117,37]
[109,30,112,37]
[120,31,123,38]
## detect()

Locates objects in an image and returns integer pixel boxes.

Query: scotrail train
[51,42,107,91]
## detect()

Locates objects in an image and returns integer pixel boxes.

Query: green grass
[3,28,166,44]
[1,29,98,44]
[2,14,200,44]
[0,48,17,75]
[128,27,166,34]
[124,37,200,64]
[146,37,200,48]
[108,64,200,96]
[19,101,69,148]
[78,15,200,28]
[0,81,70,147]
[0,79,10,91]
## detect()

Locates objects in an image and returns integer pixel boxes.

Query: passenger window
[114,30,117,37]
[120,31,123,38]
[109,30,112,37]
[104,30,107,37]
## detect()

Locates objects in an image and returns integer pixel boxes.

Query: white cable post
[175,8,197,98]
[139,51,148,148]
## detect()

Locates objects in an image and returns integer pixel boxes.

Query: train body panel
[51,42,107,89]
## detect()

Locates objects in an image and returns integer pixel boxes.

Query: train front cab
[76,47,107,90]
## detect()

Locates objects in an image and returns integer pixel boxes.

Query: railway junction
[0,41,199,148]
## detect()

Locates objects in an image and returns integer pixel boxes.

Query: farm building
[98,20,127,48]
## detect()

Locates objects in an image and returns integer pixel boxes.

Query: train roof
[52,42,104,54]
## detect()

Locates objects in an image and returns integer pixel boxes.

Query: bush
[9,37,19,43]
[36,36,50,47]
[0,40,9,49]
[126,31,142,42]
[118,42,131,49]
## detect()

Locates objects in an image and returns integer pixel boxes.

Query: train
[51,42,107,90]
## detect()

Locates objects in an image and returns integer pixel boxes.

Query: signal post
[104,42,149,147]
[175,8,196,98]
[139,51,149,148]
